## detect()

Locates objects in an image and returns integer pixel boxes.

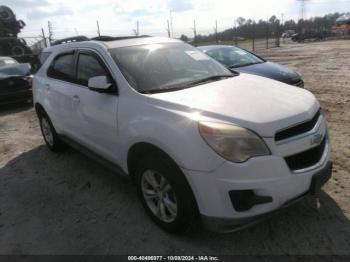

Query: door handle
[72,95,80,103]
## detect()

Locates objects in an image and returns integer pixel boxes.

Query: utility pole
[170,11,174,37]
[47,21,53,46]
[137,20,139,36]
[252,22,255,51]
[41,28,47,48]
[96,20,101,37]
[234,19,238,46]
[214,20,218,44]
[192,20,197,46]
[297,0,310,21]
[133,20,139,36]
[166,20,171,38]
[266,18,269,49]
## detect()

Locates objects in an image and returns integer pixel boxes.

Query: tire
[11,45,25,56]
[38,111,66,152]
[135,152,198,233]
[0,6,14,21]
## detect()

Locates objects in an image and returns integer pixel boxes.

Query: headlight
[198,122,270,163]
[24,75,33,86]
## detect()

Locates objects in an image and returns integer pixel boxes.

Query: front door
[70,50,119,163]
[45,51,78,136]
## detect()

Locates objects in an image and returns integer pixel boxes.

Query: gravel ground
[0,40,349,255]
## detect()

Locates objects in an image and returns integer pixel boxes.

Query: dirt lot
[0,40,349,255]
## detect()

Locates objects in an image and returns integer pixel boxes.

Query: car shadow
[0,145,349,255]
[0,102,33,117]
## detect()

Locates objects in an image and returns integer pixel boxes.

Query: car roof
[197,45,240,52]
[43,36,182,53]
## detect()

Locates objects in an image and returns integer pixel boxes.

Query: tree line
[180,12,343,43]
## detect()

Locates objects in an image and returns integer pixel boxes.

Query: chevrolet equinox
[33,37,332,233]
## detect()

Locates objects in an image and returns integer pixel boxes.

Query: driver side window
[77,53,110,86]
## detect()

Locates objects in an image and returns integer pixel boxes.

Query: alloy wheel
[141,169,178,223]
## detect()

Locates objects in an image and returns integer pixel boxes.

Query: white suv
[33,37,332,233]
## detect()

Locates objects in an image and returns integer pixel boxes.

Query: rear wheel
[38,112,66,152]
[135,153,198,233]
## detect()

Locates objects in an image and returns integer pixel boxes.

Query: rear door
[70,49,119,162]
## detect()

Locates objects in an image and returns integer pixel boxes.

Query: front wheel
[135,154,198,233]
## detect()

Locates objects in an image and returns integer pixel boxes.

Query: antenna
[297,0,310,21]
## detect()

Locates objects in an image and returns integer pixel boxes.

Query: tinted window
[205,47,264,68]
[77,53,109,86]
[47,53,75,82]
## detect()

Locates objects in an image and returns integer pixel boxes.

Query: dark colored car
[0,56,33,105]
[198,45,304,87]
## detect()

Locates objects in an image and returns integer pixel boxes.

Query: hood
[234,61,300,84]
[0,63,31,80]
[148,73,319,137]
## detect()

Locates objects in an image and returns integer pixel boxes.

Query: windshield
[109,43,233,93]
[204,47,264,68]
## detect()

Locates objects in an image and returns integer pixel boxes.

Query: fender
[117,96,226,174]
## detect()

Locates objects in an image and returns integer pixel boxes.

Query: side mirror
[88,76,112,92]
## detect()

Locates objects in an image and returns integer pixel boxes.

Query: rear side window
[47,53,75,82]
[77,53,109,86]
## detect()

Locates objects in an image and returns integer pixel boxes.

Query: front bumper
[201,161,332,232]
[182,132,331,232]
[0,89,32,106]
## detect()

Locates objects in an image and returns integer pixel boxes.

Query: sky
[2,0,350,40]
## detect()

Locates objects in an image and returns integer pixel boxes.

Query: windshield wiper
[139,86,189,94]
[139,74,234,94]
[228,61,264,68]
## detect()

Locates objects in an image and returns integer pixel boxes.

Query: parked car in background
[0,56,32,105]
[198,45,304,87]
[33,37,331,233]
[291,31,335,42]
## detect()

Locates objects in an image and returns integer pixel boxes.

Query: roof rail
[91,35,151,41]
[51,35,89,46]
[51,35,152,46]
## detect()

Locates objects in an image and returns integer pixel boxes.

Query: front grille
[275,110,320,142]
[284,137,326,171]
[0,78,30,92]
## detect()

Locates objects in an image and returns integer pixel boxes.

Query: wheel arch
[35,102,46,116]
[127,142,177,180]
[127,141,200,216]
